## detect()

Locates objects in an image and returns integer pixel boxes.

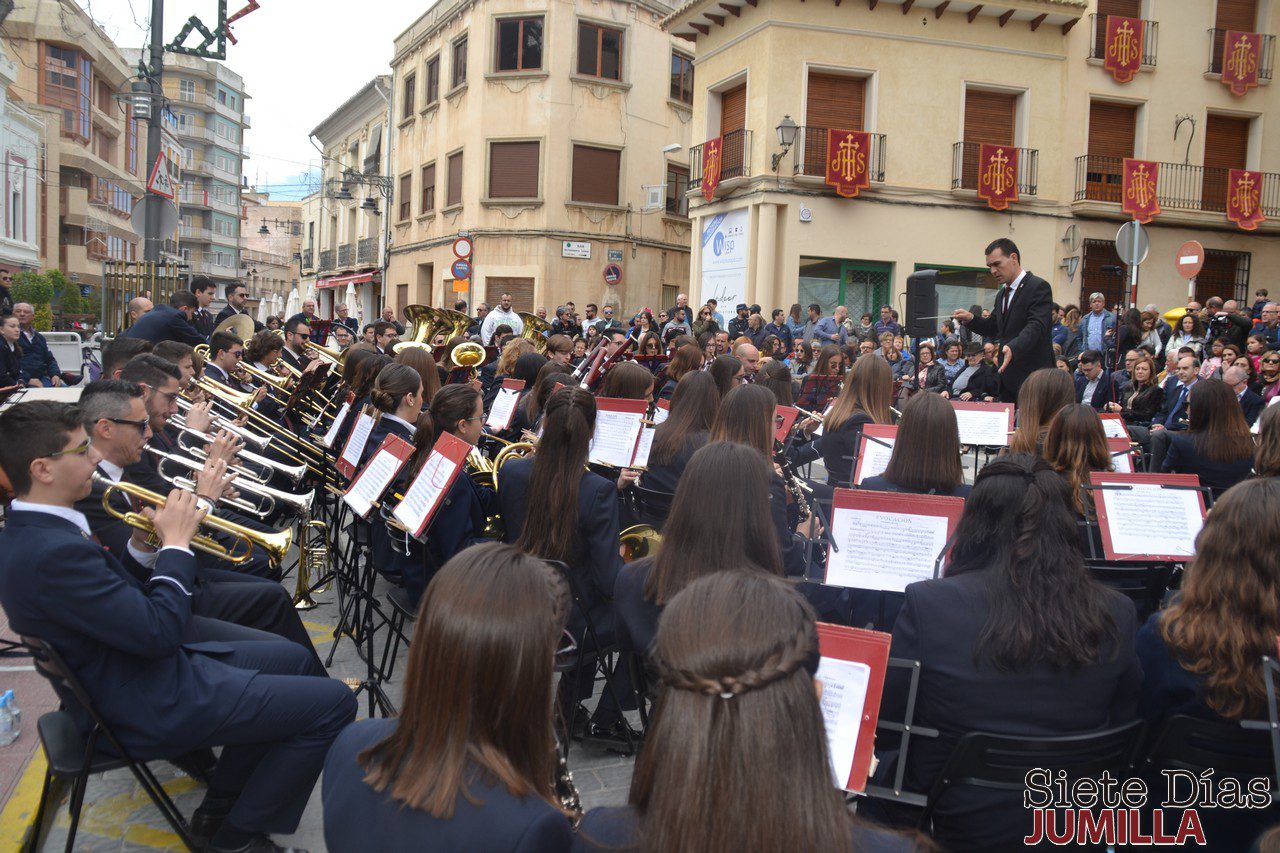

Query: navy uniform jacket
[19,329,61,382]
[0,510,251,755]
[120,304,206,345]
[859,475,971,499]
[0,339,27,386]
[1074,369,1118,411]
[882,570,1139,851]
[613,557,660,656]
[640,430,707,494]
[1162,432,1254,497]
[1240,387,1266,426]
[961,273,1055,400]
[322,718,571,853]
[791,410,874,487]
[498,458,620,638]
[192,308,217,338]
[215,304,265,332]
[1152,376,1193,430]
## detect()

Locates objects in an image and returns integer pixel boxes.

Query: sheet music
[1101,485,1202,558]
[1099,415,1130,440]
[393,449,461,535]
[652,401,670,425]
[813,402,835,437]
[589,409,643,468]
[816,657,871,792]
[953,406,1011,446]
[827,508,950,592]
[631,426,656,469]
[321,401,351,448]
[1111,451,1133,474]
[340,412,375,470]
[485,387,521,430]
[343,447,402,518]
[855,435,895,485]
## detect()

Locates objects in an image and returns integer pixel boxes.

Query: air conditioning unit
[643,184,665,210]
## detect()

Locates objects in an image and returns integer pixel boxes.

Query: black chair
[1141,714,1274,785]
[379,585,418,682]
[1085,560,1177,621]
[629,484,675,529]
[916,720,1146,830]
[20,636,195,853]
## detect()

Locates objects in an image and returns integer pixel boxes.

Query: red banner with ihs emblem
[1121,158,1160,224]
[700,136,723,202]
[825,129,871,198]
[1103,15,1143,84]
[1226,169,1266,231]
[976,144,1019,211]
[1222,31,1261,96]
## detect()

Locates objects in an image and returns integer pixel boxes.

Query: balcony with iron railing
[792,128,887,185]
[1087,15,1159,67]
[357,237,379,265]
[318,248,336,272]
[1207,29,1275,79]
[179,224,213,241]
[1073,155,1280,218]
[337,243,355,267]
[301,248,314,271]
[951,142,1039,197]
[689,129,753,191]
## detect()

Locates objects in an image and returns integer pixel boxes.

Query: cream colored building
[4,0,145,287]
[242,190,301,311]
[665,0,1280,322]
[0,43,45,273]
[386,0,694,318]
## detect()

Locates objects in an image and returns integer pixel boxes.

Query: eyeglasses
[228,350,244,359]
[107,416,150,433]
[1263,359,1280,365]
[45,439,91,458]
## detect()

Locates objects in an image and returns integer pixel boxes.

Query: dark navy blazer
[613,556,660,656]
[0,339,26,386]
[858,475,972,499]
[322,718,571,853]
[791,410,874,487]
[1074,369,1118,411]
[640,429,707,494]
[1162,432,1254,496]
[19,329,61,381]
[120,304,206,345]
[0,510,250,755]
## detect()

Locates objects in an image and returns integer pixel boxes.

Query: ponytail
[516,387,596,561]
[407,384,480,476]
[369,363,421,414]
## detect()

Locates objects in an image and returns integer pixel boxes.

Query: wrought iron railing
[951,142,1039,196]
[357,236,379,265]
[1207,28,1275,78]
[1074,154,1280,217]
[337,243,354,267]
[318,249,335,271]
[689,129,752,190]
[1087,15,1159,66]
[792,127,886,183]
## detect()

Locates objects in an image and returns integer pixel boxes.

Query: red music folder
[1106,437,1136,473]
[485,378,526,431]
[652,397,671,425]
[342,434,414,518]
[825,489,965,591]
[852,423,898,485]
[1099,413,1132,442]
[1090,472,1206,562]
[392,432,473,538]
[589,397,648,468]
[816,623,892,793]
[949,400,1015,447]
[774,405,799,443]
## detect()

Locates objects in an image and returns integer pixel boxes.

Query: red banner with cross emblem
[1222,30,1261,96]
[1226,169,1266,231]
[1104,15,1143,84]
[700,136,723,202]
[1121,158,1161,223]
[976,144,1019,211]
[825,129,871,198]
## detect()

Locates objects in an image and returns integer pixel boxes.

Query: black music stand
[861,657,939,810]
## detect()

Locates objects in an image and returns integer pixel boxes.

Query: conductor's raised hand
[998,345,1014,374]
[951,308,974,324]
[152,489,205,550]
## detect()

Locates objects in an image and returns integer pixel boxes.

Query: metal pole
[142,0,165,262]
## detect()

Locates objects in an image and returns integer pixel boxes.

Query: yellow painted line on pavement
[0,749,48,851]
[61,775,199,850]
[303,618,336,647]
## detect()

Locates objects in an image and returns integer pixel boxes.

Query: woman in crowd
[906,340,946,396]
[1043,403,1114,516]
[1139,310,1165,356]
[1008,367,1074,456]
[499,387,633,744]
[877,331,914,389]
[1162,378,1255,496]
[796,344,844,410]
[1104,352,1162,426]
[794,354,893,487]
[243,330,284,374]
[708,355,744,397]
[711,384,806,576]
[544,333,574,367]
[616,442,783,657]
[0,314,24,388]
[656,344,704,400]
[578,572,917,853]
[643,371,719,494]
[570,337,588,366]
[881,454,1139,851]
[1114,307,1144,370]
[856,311,876,340]
[792,339,815,379]
[1055,355,1072,373]
[757,359,794,406]
[1254,404,1280,477]
[394,345,441,409]
[691,304,719,339]
[1136,479,1280,850]
[1258,350,1280,403]
[323,544,573,852]
[760,334,785,364]
[861,391,969,498]
[636,332,663,360]
[627,310,657,347]
[1168,312,1206,359]
[597,360,654,402]
[939,341,966,387]
[1059,306,1083,365]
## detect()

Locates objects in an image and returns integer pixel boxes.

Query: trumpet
[95,474,283,565]
[147,447,316,518]
[173,424,307,485]
[175,397,272,450]
[236,361,294,393]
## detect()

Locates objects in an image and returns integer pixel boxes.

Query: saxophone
[555,750,584,826]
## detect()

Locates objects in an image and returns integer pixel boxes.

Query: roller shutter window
[1213,0,1257,72]
[719,84,747,177]
[1094,0,1142,57]
[571,145,621,206]
[447,151,464,207]
[961,89,1017,190]
[1085,101,1138,202]
[488,141,539,199]
[486,277,534,312]
[1201,114,1250,212]
[803,73,865,176]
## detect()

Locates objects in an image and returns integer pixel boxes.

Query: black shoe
[172,748,217,784]
[188,807,225,846]
[584,717,640,755]
[207,834,308,853]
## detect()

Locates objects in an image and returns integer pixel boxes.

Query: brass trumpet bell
[517,312,550,355]
[619,524,661,562]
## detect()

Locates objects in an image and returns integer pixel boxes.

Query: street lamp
[771,115,798,172]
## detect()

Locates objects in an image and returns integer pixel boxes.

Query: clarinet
[774,441,812,526]
[555,750,584,826]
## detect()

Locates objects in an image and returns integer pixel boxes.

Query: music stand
[861,657,939,809]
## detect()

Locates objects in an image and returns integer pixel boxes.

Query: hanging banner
[1226,169,1266,231]
[701,136,723,202]
[1103,15,1144,84]
[976,144,1019,212]
[1222,30,1261,96]
[825,129,871,198]
[1121,158,1161,224]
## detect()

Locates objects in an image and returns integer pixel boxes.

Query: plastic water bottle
[0,694,15,746]
[2,690,17,729]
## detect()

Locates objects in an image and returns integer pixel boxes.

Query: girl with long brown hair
[579,572,914,852]
[862,390,968,497]
[394,345,441,408]
[498,386,634,745]
[1162,377,1256,495]
[1008,367,1074,455]
[331,351,393,456]
[793,353,893,487]
[707,354,743,396]
[656,344,703,400]
[643,371,720,494]
[323,543,573,852]
[597,360,654,402]
[1043,403,1114,515]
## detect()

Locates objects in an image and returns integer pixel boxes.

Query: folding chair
[378,585,418,683]
[1141,714,1274,784]
[916,720,1146,831]
[864,658,940,811]
[21,636,195,853]
[629,484,675,529]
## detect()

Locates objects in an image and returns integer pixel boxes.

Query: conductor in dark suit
[121,291,207,346]
[0,401,356,853]
[951,238,1055,403]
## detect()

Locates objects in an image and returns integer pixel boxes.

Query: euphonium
[518,312,550,355]
[293,516,330,610]
[619,524,661,562]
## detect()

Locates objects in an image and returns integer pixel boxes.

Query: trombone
[173,424,307,485]
[95,473,293,566]
[175,396,272,450]
[146,446,316,518]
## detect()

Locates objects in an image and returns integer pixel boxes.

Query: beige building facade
[665,0,1280,322]
[242,191,301,311]
[385,0,694,318]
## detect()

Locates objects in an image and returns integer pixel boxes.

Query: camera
[1208,312,1231,337]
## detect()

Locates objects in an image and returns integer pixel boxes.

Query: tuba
[518,312,551,355]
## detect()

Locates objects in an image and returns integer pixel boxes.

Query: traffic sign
[1175,240,1205,279]
[130,195,179,240]
[603,263,622,285]
[452,278,469,293]
[1115,221,1149,267]
[146,152,175,198]
[451,237,473,259]
[451,259,472,280]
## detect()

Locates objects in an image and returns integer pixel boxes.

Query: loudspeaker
[905,270,938,338]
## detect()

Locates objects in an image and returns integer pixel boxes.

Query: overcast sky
[79,0,419,199]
